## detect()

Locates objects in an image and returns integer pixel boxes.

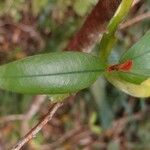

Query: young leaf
[105,74,150,98]
[0,52,104,94]
[115,30,150,84]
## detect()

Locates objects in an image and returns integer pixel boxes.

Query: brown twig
[120,12,150,29]
[11,102,63,150]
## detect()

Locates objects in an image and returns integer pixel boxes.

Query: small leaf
[118,30,150,84]
[0,52,104,94]
[105,74,150,98]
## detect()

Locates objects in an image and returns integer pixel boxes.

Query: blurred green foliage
[0,0,149,149]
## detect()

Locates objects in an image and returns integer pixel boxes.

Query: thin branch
[120,12,150,29]
[11,102,63,150]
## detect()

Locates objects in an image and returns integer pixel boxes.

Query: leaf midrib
[2,69,104,79]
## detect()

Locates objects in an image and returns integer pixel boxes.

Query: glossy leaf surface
[0,52,104,94]
[118,30,150,84]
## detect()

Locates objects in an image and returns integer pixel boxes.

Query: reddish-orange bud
[108,60,133,72]
[119,60,133,71]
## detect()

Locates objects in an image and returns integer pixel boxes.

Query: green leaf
[118,30,150,84]
[105,73,150,98]
[0,52,104,94]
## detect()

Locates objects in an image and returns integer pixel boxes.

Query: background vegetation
[0,0,149,149]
